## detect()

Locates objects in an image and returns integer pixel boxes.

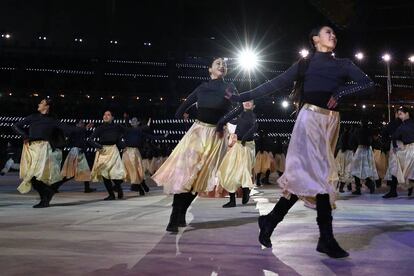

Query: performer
[12,99,66,208]
[123,117,166,196]
[382,111,402,198]
[88,111,126,200]
[385,107,414,197]
[219,100,258,208]
[372,128,388,189]
[350,121,378,194]
[58,120,96,193]
[229,26,375,258]
[272,137,286,178]
[152,57,242,233]
[254,131,272,186]
[335,127,354,193]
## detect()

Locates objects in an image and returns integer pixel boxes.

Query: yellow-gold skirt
[61,147,91,181]
[254,151,272,174]
[217,141,255,193]
[122,147,145,184]
[91,145,126,182]
[152,121,228,194]
[18,141,63,194]
[373,149,388,179]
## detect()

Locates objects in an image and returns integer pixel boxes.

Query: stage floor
[1,173,413,276]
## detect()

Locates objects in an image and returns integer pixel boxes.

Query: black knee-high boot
[338,182,345,193]
[258,194,298,248]
[352,177,362,195]
[51,177,73,193]
[103,178,116,200]
[141,180,150,192]
[177,192,197,227]
[113,179,124,199]
[166,194,184,233]
[365,178,375,194]
[242,187,250,204]
[32,180,46,208]
[375,178,382,188]
[223,192,236,208]
[316,194,349,258]
[262,170,271,185]
[256,173,262,186]
[84,181,96,193]
[383,176,398,198]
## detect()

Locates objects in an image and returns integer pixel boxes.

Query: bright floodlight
[409,56,414,63]
[362,104,366,109]
[281,100,289,108]
[237,48,259,71]
[382,54,391,62]
[299,49,309,58]
[355,52,364,60]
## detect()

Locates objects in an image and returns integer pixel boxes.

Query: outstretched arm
[228,62,299,102]
[333,59,375,101]
[175,88,198,119]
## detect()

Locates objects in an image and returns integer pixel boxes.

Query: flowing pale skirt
[335,150,354,184]
[217,141,255,193]
[61,147,91,181]
[350,146,379,180]
[122,147,145,184]
[91,145,126,182]
[18,141,63,194]
[277,104,340,208]
[152,121,228,194]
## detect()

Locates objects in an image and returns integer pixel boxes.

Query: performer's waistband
[196,120,218,128]
[404,142,414,148]
[302,103,339,117]
[29,140,48,145]
[237,140,255,146]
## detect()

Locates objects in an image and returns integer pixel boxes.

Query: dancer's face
[103,111,113,123]
[397,110,410,121]
[37,99,50,114]
[313,26,337,52]
[209,58,227,79]
[243,101,254,110]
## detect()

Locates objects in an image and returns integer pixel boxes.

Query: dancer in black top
[229,26,375,258]
[123,117,166,195]
[350,121,378,194]
[386,107,414,197]
[60,120,96,193]
[12,99,66,208]
[89,111,126,200]
[152,57,242,233]
[382,111,402,198]
[219,100,258,208]
[335,127,354,193]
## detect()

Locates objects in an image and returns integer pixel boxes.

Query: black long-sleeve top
[123,127,164,148]
[66,127,88,149]
[338,130,353,152]
[175,79,242,127]
[12,113,65,142]
[234,110,258,142]
[392,118,414,147]
[381,119,402,151]
[271,139,284,154]
[232,51,375,109]
[88,123,125,149]
[353,126,372,147]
